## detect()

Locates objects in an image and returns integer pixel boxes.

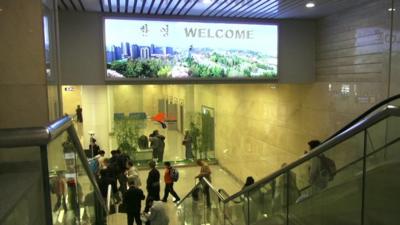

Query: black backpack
[319,155,336,181]
[170,167,179,182]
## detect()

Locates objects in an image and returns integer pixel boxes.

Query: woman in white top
[126,160,142,187]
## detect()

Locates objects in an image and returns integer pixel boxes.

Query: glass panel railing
[220,106,400,225]
[364,115,400,225]
[75,147,98,224]
[177,103,400,225]
[177,178,225,225]
[0,116,108,225]
[248,174,287,225]
[204,179,224,225]
[290,132,364,225]
[47,130,79,224]
[224,193,246,225]
[0,146,47,225]
[177,182,205,225]
[46,128,107,225]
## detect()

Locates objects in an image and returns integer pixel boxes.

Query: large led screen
[104,18,278,81]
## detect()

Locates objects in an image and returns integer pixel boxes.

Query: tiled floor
[108,165,243,225]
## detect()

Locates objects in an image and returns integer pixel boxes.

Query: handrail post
[286,171,290,225]
[247,192,250,225]
[40,145,53,225]
[361,129,368,225]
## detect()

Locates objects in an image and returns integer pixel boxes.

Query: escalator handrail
[176,181,203,206]
[66,123,109,214]
[0,116,72,147]
[218,188,230,199]
[224,105,400,203]
[326,93,400,142]
[202,177,226,201]
[176,177,225,206]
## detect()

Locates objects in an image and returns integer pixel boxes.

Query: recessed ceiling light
[0,8,3,12]
[306,2,315,8]
[388,8,396,12]
[203,0,212,4]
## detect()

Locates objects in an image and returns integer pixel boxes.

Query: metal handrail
[67,124,109,214]
[218,188,230,199]
[202,177,226,201]
[177,177,225,206]
[176,181,203,206]
[0,116,72,148]
[326,93,400,141]
[224,105,400,202]
[47,116,72,140]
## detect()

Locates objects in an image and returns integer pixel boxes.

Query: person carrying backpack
[308,140,335,194]
[161,162,180,203]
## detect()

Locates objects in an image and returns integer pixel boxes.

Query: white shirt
[127,166,142,187]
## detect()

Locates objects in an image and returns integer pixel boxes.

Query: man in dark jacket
[149,131,161,161]
[146,160,160,201]
[116,150,130,194]
[98,159,118,200]
[158,135,165,162]
[89,137,100,157]
[76,105,83,123]
[123,180,145,225]
[109,150,119,169]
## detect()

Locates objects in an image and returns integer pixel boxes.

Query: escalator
[0,117,108,225]
[177,94,400,225]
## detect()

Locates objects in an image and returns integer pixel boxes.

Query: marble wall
[61,85,82,116]
[80,86,113,151]
[217,0,399,181]
[213,82,386,181]
[390,0,400,96]
[0,0,49,128]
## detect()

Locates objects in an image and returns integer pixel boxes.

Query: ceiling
[57,0,373,19]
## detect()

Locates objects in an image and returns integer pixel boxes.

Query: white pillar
[81,86,110,152]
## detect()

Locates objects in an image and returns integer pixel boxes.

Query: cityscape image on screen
[104,18,278,80]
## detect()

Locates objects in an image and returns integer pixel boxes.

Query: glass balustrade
[0,117,108,225]
[0,146,47,225]
[178,103,400,225]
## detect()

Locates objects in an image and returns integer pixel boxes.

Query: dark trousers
[127,212,142,225]
[204,185,211,207]
[118,173,128,194]
[147,186,160,202]
[185,146,193,159]
[158,149,164,162]
[54,194,67,211]
[152,148,158,159]
[162,183,180,201]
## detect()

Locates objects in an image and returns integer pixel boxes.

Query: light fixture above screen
[306,2,316,8]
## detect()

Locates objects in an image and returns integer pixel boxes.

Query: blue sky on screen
[105,19,278,56]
